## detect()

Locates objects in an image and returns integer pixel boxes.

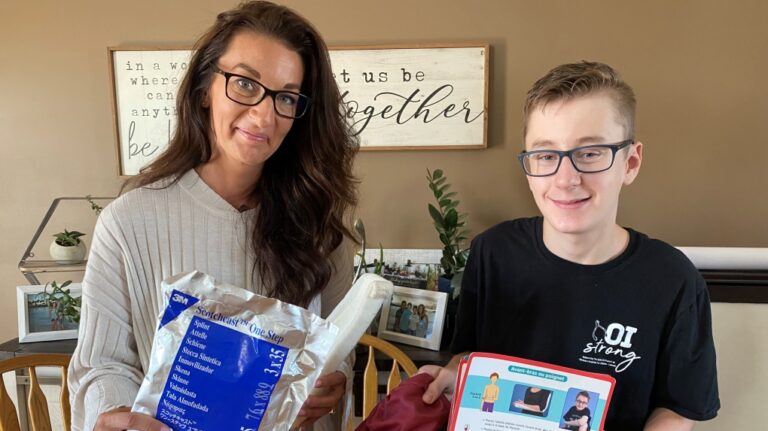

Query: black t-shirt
[563,406,592,430]
[451,217,720,430]
[520,387,551,417]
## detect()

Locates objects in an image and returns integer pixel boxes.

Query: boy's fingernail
[315,379,323,387]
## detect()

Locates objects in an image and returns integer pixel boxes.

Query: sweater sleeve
[317,236,356,430]
[67,206,144,431]
[319,236,355,319]
[315,234,355,381]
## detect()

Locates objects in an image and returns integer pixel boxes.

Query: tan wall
[1,0,766,427]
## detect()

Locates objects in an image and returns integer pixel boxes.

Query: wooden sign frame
[107,46,191,177]
[330,43,489,151]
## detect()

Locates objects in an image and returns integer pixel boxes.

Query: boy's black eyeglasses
[517,139,634,177]
[211,66,311,119]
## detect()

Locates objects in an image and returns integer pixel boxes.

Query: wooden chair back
[355,334,418,426]
[0,354,71,431]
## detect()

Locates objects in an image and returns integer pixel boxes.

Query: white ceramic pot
[49,240,87,262]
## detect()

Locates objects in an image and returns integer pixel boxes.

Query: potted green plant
[43,280,82,325]
[426,168,469,294]
[427,168,469,349]
[356,244,386,276]
[85,194,104,215]
[49,229,87,262]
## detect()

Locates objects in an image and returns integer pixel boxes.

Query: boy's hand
[417,352,469,404]
[419,364,457,404]
[420,352,469,404]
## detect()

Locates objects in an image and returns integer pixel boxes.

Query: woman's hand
[94,407,170,431]
[297,371,347,428]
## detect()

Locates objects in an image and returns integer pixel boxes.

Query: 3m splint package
[132,270,392,430]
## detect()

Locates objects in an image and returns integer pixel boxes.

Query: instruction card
[449,353,615,431]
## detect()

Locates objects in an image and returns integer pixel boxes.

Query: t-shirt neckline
[533,216,640,274]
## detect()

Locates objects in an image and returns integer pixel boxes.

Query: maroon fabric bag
[355,372,451,431]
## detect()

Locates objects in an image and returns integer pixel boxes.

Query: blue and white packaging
[132,270,338,430]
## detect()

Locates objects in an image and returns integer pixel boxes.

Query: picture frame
[108,43,488,175]
[377,285,448,351]
[17,284,81,343]
[107,46,192,176]
[330,43,489,151]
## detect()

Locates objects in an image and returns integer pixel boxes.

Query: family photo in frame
[16,284,81,343]
[377,285,448,351]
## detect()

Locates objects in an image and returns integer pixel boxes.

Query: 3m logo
[172,293,188,305]
[158,289,199,330]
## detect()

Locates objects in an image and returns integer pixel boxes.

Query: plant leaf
[428,204,444,225]
[433,169,443,180]
[444,208,458,228]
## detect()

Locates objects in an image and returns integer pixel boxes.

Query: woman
[67,2,358,430]
[408,304,420,335]
[415,304,429,338]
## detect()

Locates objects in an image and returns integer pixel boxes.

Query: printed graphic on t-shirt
[579,320,642,373]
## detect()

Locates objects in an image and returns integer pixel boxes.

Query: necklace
[235,195,255,212]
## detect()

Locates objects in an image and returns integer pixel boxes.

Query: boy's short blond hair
[523,61,636,139]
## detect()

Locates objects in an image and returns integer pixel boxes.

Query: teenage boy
[421,61,719,430]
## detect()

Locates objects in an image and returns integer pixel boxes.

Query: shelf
[18,260,87,274]
[18,196,114,285]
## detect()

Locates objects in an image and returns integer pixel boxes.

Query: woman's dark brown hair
[125,1,358,307]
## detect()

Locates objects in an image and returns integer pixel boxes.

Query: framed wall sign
[108,43,489,175]
[331,43,489,150]
[108,47,192,176]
